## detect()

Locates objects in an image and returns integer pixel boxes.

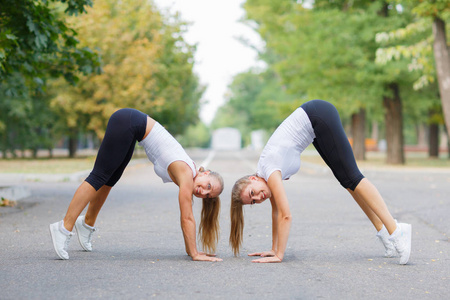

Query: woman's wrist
[275,251,284,261]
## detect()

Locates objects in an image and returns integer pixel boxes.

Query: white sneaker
[389,223,412,265]
[376,225,397,258]
[75,215,97,252]
[49,221,73,260]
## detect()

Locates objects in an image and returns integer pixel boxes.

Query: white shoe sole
[49,223,68,260]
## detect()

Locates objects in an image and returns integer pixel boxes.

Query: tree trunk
[416,123,427,147]
[371,121,379,141]
[432,17,450,149]
[351,108,366,160]
[68,128,78,158]
[448,136,450,159]
[428,112,439,158]
[444,123,450,159]
[32,148,38,159]
[383,83,405,164]
[1,130,6,158]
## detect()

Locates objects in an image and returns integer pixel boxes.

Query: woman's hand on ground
[248,250,275,257]
[192,253,223,262]
[251,256,282,263]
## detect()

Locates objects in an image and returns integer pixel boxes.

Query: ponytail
[197,166,224,254]
[199,196,220,254]
[230,197,244,256]
[229,175,252,256]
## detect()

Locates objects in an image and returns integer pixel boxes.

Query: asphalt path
[0,149,449,299]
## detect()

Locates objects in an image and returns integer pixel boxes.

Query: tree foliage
[375,0,449,90]
[243,0,420,114]
[211,68,295,146]
[215,0,445,161]
[375,0,450,145]
[0,0,101,87]
[50,0,202,142]
[177,122,211,148]
[0,0,101,157]
[1,0,203,157]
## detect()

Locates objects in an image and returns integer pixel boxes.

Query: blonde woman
[230,100,411,264]
[50,108,223,262]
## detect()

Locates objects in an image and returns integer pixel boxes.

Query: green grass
[0,157,97,173]
[0,151,449,174]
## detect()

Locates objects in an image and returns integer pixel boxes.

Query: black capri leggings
[301,100,364,191]
[85,108,148,191]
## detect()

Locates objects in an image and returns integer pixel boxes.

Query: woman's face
[193,171,221,199]
[240,176,271,205]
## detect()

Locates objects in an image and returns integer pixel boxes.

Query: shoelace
[86,227,97,244]
[391,238,405,254]
[64,234,73,251]
[376,234,397,258]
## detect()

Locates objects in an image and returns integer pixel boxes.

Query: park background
[1,0,450,170]
[1,2,450,299]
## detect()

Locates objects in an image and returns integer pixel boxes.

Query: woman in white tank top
[229,100,411,265]
[50,109,224,262]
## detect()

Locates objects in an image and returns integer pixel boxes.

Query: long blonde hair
[229,175,253,256]
[198,167,224,254]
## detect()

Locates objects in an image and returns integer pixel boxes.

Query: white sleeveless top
[256,107,315,181]
[138,122,197,183]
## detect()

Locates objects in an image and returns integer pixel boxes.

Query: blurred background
[1,0,450,167]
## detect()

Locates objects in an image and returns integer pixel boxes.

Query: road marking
[233,151,257,173]
[200,150,216,169]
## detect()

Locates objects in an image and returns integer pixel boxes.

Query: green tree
[0,0,101,87]
[0,0,101,157]
[212,68,295,146]
[243,0,421,164]
[177,122,211,148]
[376,0,450,155]
[49,0,203,156]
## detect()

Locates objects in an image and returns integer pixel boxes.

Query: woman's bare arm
[171,162,222,262]
[248,196,278,258]
[252,171,291,263]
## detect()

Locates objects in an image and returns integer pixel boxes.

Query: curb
[0,185,31,201]
[0,158,151,201]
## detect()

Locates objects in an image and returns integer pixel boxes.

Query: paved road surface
[1,149,449,299]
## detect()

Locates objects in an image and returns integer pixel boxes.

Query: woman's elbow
[281,214,292,222]
[181,214,195,224]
